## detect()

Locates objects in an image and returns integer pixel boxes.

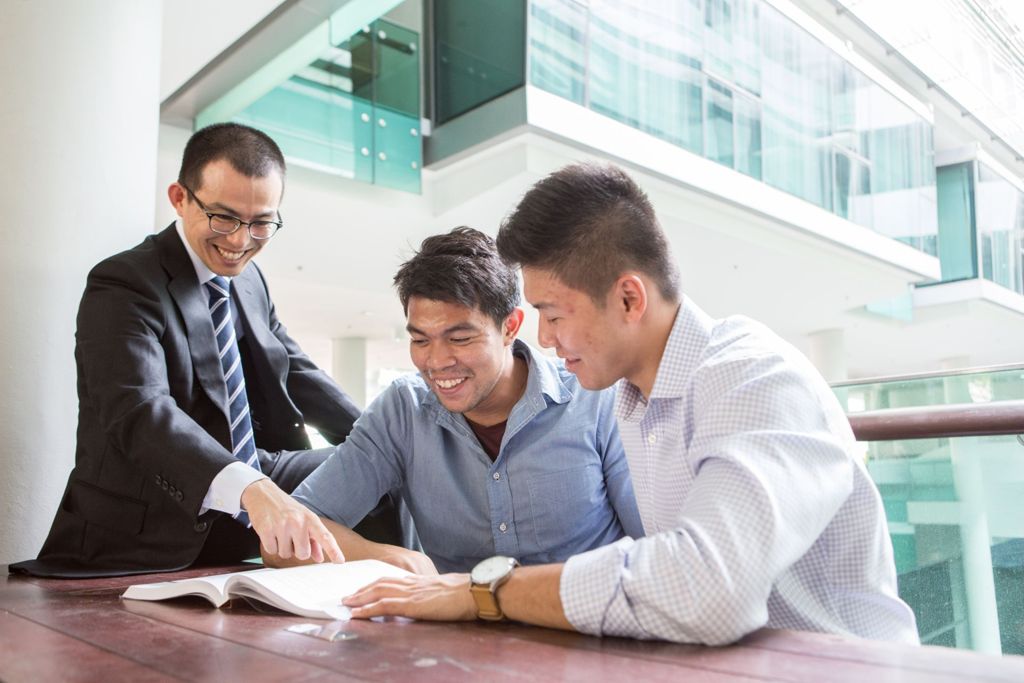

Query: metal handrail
[831,363,1024,388]
[848,400,1024,441]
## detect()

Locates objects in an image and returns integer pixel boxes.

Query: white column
[332,337,369,409]
[0,2,162,563]
[806,328,848,383]
[940,358,1001,653]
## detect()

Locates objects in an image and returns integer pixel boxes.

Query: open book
[122,560,410,619]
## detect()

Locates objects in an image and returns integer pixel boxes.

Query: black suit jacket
[14,225,360,577]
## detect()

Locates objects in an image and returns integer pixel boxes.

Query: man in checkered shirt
[343,163,919,646]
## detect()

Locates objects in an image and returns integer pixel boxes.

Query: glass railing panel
[835,53,938,255]
[372,104,422,193]
[863,433,1024,654]
[527,0,586,105]
[834,365,1024,414]
[977,162,1024,295]
[526,0,938,255]
[204,15,421,194]
[585,0,704,154]
[760,1,833,210]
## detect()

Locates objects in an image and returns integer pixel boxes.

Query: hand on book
[342,573,476,622]
[241,479,344,563]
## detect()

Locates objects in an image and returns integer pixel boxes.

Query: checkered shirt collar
[615,297,712,422]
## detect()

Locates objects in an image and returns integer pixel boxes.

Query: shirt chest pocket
[526,463,605,552]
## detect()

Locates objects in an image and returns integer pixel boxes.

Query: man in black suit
[12,123,401,577]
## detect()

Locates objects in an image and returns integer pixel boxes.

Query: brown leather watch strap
[470,582,504,621]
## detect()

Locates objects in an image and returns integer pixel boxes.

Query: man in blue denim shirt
[286,227,643,573]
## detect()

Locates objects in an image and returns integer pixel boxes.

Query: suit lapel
[233,267,287,383]
[232,271,264,340]
[157,226,230,419]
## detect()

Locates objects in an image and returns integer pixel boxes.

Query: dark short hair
[178,123,286,191]
[394,227,520,327]
[496,163,680,304]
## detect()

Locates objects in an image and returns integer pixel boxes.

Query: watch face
[471,555,515,584]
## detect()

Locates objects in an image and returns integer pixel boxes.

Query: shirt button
[492,472,500,481]
[499,522,508,533]
[647,433,657,445]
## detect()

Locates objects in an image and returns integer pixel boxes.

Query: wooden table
[2,566,1023,682]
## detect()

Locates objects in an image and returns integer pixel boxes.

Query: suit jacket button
[176,491,184,502]
[161,481,169,490]
[155,475,162,485]
[194,521,208,533]
[168,486,177,496]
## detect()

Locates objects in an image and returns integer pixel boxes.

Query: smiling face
[169,158,283,277]
[523,266,632,391]
[406,297,521,422]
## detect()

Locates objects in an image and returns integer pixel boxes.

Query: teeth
[435,378,465,389]
[215,246,244,261]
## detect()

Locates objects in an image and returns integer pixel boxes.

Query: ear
[614,274,648,322]
[502,308,525,345]
[168,183,187,218]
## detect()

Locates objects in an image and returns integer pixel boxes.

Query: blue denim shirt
[294,340,643,573]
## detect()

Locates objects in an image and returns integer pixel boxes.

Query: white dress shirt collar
[175,219,228,286]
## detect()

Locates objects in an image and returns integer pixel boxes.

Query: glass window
[435,0,526,124]
[528,0,586,104]
[977,163,1024,294]
[760,4,832,209]
[525,0,937,253]
[586,0,704,152]
[936,162,978,282]
[705,77,734,169]
[735,91,761,179]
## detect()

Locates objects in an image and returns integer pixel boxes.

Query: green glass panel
[977,163,1024,294]
[834,366,1024,413]
[434,0,526,124]
[372,104,422,193]
[703,0,761,96]
[936,162,978,282]
[348,22,420,116]
[705,77,734,168]
[837,368,1024,654]
[227,17,420,194]
[528,0,586,104]
[858,432,1024,654]
[864,287,914,322]
[759,3,833,210]
[735,93,762,179]
[833,149,872,227]
[583,0,705,153]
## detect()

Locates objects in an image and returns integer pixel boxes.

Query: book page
[229,560,411,619]
[122,571,234,607]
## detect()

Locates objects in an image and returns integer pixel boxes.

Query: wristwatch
[469,555,519,621]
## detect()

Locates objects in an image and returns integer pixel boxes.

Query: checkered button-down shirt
[560,298,918,645]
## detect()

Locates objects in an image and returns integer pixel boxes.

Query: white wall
[0,1,163,564]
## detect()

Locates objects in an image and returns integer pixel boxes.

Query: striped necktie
[206,277,261,523]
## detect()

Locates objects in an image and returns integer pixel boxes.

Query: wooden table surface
[2,565,1023,682]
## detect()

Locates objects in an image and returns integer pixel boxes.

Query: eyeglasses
[181,184,283,240]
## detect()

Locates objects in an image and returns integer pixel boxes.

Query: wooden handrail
[848,400,1024,441]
